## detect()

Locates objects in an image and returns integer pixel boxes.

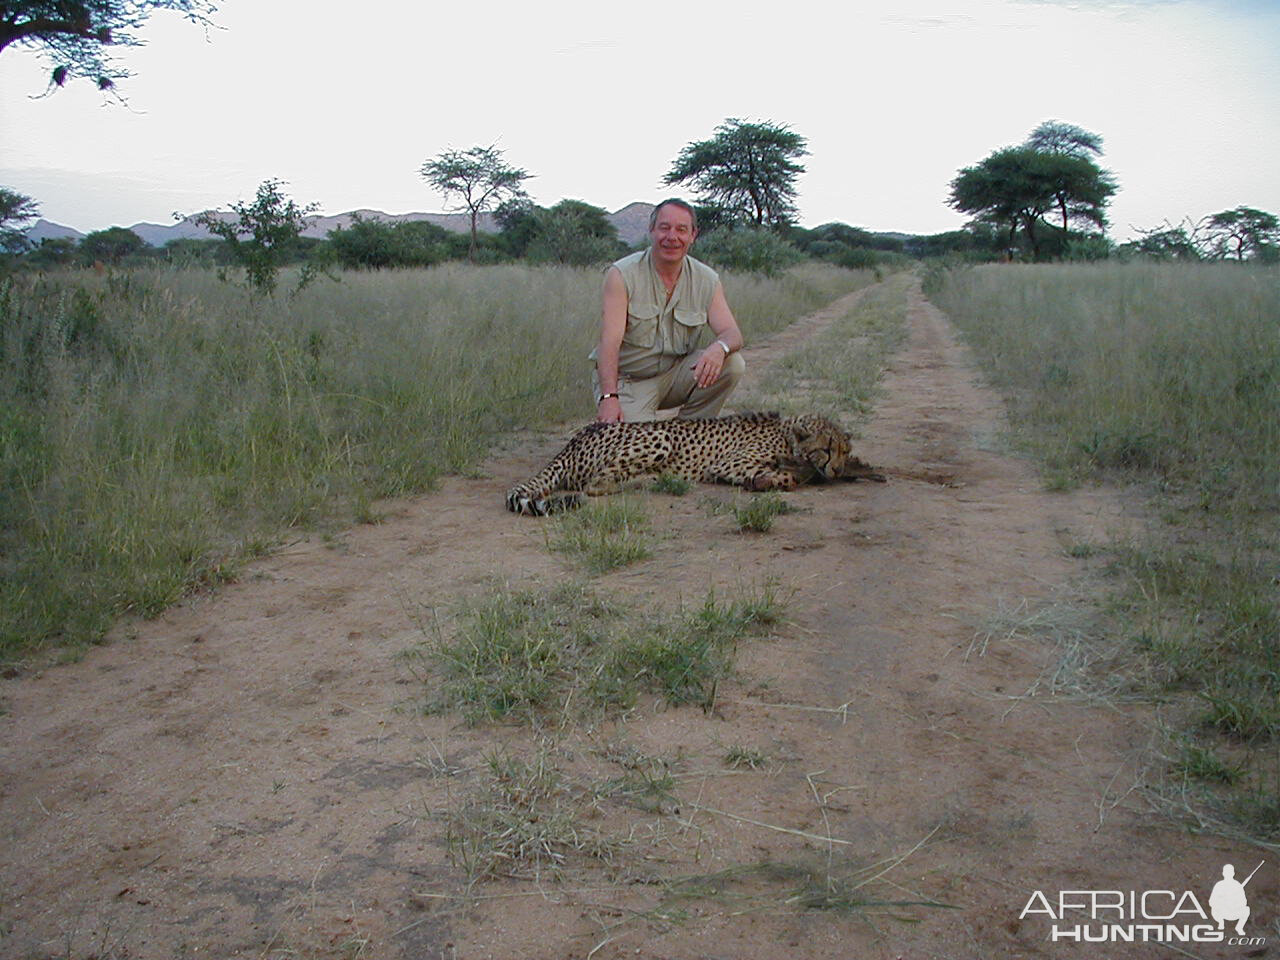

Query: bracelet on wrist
[599,393,619,401]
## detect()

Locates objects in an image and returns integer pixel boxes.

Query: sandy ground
[0,279,1272,960]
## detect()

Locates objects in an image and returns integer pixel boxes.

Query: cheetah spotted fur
[506,412,884,516]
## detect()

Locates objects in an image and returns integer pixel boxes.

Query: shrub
[692,227,804,277]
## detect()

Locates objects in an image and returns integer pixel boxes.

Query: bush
[692,227,803,276]
[327,215,451,269]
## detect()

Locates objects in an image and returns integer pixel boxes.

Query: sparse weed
[731,492,797,533]
[724,745,769,769]
[660,852,955,918]
[1171,742,1242,785]
[595,749,679,814]
[408,581,785,723]
[650,473,693,496]
[447,748,616,883]
[547,497,651,573]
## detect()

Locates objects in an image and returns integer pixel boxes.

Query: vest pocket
[623,302,661,348]
[672,307,707,355]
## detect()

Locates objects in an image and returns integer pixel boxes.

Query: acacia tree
[80,225,146,263]
[189,179,318,295]
[949,145,1116,259]
[1124,220,1203,261]
[1022,120,1113,233]
[663,119,808,229]
[0,186,39,253]
[1024,120,1103,159]
[420,145,530,262]
[0,1,216,92]
[1202,206,1280,261]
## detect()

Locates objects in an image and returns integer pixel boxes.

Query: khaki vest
[591,249,720,379]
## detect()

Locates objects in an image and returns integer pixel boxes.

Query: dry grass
[929,260,1280,840]
[0,262,869,656]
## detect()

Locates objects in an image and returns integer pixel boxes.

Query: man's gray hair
[649,198,698,232]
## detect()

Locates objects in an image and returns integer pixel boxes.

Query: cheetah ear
[791,424,813,442]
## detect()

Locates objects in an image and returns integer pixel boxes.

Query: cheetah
[506,412,884,516]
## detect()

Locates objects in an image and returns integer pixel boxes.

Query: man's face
[649,204,697,266]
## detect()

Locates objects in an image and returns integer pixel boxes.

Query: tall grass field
[0,262,875,655]
[928,261,1280,836]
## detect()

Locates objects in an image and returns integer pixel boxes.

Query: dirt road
[0,277,1268,959]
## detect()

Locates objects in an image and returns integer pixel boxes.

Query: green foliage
[160,237,228,267]
[1023,120,1104,158]
[326,214,450,269]
[950,121,1116,260]
[79,226,146,264]
[0,0,217,93]
[0,187,39,255]
[190,178,319,296]
[420,145,531,261]
[692,227,803,277]
[22,236,78,269]
[497,198,624,265]
[1119,222,1203,261]
[789,222,912,270]
[663,118,808,228]
[906,225,1002,260]
[949,145,1117,259]
[649,473,692,496]
[1202,206,1280,262]
[525,199,625,266]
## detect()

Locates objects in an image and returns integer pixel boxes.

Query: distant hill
[26,219,84,244]
[26,203,657,248]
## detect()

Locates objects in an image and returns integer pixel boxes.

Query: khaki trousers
[593,352,746,422]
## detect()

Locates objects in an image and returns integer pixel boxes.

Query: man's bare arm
[596,267,628,422]
[691,282,744,388]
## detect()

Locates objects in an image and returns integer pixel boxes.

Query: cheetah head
[787,417,853,482]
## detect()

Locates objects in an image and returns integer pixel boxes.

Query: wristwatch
[716,339,730,355]
[599,392,619,401]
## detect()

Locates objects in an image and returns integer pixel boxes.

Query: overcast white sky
[2,0,1277,240]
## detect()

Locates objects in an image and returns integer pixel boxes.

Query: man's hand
[692,343,727,389]
[597,396,624,423]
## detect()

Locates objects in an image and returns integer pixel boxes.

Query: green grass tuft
[407,581,785,724]
[649,473,693,496]
[547,497,651,573]
[731,492,798,533]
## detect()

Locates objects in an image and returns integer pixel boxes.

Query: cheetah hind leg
[583,472,664,497]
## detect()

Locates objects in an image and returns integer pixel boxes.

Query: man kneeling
[591,198,745,422]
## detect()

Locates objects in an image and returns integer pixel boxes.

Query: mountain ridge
[27,201,658,248]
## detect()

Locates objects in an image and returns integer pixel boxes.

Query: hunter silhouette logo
[1210,862,1264,936]
[1019,860,1267,946]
